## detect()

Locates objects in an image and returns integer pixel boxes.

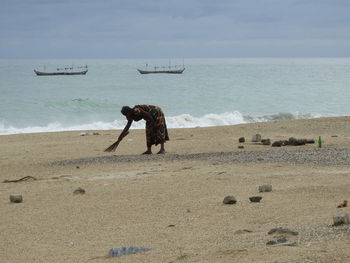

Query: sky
[0,0,349,58]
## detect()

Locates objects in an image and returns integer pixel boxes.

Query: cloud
[0,0,349,58]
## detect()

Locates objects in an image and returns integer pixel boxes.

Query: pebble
[268,227,299,236]
[10,194,23,203]
[259,184,272,192]
[73,187,86,194]
[234,229,253,234]
[272,140,284,147]
[266,237,287,245]
[261,139,271,145]
[266,238,297,246]
[333,213,350,226]
[223,195,237,204]
[249,196,263,203]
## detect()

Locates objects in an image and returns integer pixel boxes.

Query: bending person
[119,105,169,154]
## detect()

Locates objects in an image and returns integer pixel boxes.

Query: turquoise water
[1,58,349,134]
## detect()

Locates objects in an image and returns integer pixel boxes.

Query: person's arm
[118,119,132,140]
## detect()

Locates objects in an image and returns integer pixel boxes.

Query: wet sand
[1,117,350,262]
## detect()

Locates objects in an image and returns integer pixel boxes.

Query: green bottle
[318,136,323,148]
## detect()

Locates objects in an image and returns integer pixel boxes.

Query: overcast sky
[0,0,349,58]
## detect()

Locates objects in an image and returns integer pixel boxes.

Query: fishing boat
[137,67,185,74]
[34,65,88,76]
[137,61,185,74]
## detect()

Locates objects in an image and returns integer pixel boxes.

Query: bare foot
[142,150,152,155]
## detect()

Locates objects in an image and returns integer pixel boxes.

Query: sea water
[0,58,349,135]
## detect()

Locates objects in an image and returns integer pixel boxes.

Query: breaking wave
[0,111,326,135]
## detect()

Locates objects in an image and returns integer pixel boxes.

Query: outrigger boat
[34,65,88,76]
[137,67,185,74]
[137,61,185,74]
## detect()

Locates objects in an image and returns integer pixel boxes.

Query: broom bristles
[104,140,120,152]
[104,131,129,152]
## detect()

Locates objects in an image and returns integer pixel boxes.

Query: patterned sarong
[133,105,169,146]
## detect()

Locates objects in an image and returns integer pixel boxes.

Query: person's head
[121,106,132,116]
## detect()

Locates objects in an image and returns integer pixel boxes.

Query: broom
[104,131,129,152]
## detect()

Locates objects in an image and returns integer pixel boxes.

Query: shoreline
[0,114,346,136]
[1,116,350,262]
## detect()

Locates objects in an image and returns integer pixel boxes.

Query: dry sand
[1,117,350,263]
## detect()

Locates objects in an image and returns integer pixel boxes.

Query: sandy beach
[1,116,350,263]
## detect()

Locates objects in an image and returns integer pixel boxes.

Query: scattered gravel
[50,148,350,167]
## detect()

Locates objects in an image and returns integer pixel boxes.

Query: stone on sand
[10,194,23,203]
[333,213,350,226]
[261,139,271,145]
[249,196,263,203]
[223,196,237,204]
[268,227,299,236]
[73,187,86,194]
[259,184,272,192]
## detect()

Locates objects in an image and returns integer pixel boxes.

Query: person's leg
[157,142,165,154]
[142,144,152,154]
[143,124,153,154]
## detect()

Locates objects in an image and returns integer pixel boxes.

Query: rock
[306,139,315,144]
[272,242,297,247]
[234,229,253,234]
[333,213,350,226]
[249,196,263,203]
[259,184,272,192]
[109,247,152,258]
[261,139,271,145]
[266,238,296,246]
[266,237,287,245]
[73,187,86,194]
[288,137,306,146]
[223,195,237,204]
[238,145,244,149]
[268,227,299,236]
[80,132,87,136]
[238,137,245,143]
[266,240,277,245]
[287,137,297,145]
[337,200,348,208]
[272,140,284,147]
[252,134,262,142]
[10,194,23,203]
[92,132,100,135]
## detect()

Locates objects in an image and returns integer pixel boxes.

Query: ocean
[1,58,349,135]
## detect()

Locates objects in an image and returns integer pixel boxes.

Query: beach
[1,116,350,262]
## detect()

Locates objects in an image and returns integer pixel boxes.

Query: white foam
[166,111,246,128]
[0,111,323,135]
